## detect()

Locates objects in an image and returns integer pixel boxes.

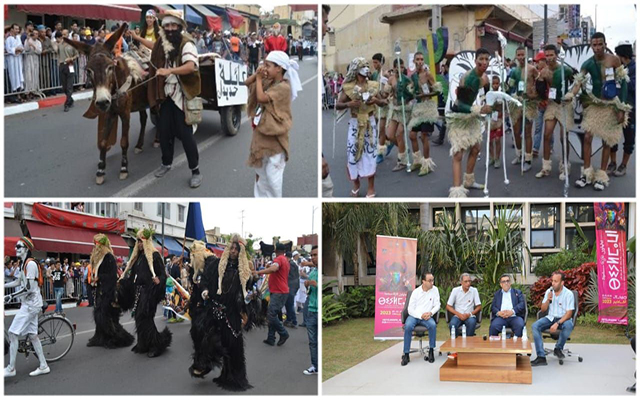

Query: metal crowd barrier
[4,276,85,306]
[4,52,88,99]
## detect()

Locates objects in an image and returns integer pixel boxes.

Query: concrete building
[324,4,538,75]
[323,202,635,292]
[264,5,317,40]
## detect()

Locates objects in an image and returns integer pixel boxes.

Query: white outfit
[5,35,25,92]
[254,153,286,197]
[447,286,481,315]
[5,261,42,336]
[347,116,377,180]
[407,285,441,319]
[295,265,311,304]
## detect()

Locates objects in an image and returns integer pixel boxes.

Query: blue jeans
[307,311,318,369]
[449,315,477,337]
[532,317,574,358]
[533,108,554,152]
[403,315,437,353]
[54,287,64,313]
[301,295,309,325]
[285,290,298,325]
[490,316,525,337]
[267,293,289,342]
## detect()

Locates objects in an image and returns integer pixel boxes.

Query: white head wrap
[266,50,303,101]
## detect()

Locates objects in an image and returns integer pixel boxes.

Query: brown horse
[65,23,151,185]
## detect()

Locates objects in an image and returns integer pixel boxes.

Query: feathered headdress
[217,234,251,299]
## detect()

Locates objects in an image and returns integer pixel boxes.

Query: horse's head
[65,23,128,112]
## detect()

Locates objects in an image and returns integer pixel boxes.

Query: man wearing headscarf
[335,57,386,197]
[244,50,302,197]
[87,234,134,348]
[118,229,172,357]
[263,23,287,55]
[188,236,264,391]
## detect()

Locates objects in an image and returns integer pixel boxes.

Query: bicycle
[4,298,76,362]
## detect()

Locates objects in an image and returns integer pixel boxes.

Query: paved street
[4,305,317,395]
[5,57,318,198]
[323,109,635,198]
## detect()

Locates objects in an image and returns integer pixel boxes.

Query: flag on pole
[185,202,206,242]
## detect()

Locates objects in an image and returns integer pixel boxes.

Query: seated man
[446,273,481,337]
[530,271,575,366]
[402,271,440,365]
[489,274,526,337]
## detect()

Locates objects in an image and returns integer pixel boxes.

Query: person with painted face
[447,48,493,197]
[4,237,50,378]
[336,57,386,197]
[245,50,302,197]
[149,10,203,189]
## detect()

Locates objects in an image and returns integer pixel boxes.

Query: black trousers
[612,109,636,156]
[158,98,199,170]
[59,63,74,106]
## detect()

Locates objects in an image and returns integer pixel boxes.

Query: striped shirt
[164,41,199,113]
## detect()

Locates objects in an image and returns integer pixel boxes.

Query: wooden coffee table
[439,336,532,384]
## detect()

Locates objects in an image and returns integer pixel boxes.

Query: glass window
[530,204,558,248]
[462,206,491,237]
[433,207,455,227]
[494,204,522,223]
[134,203,143,212]
[156,203,170,218]
[343,257,354,276]
[157,203,162,217]
[178,205,186,223]
[565,227,596,250]
[566,204,594,223]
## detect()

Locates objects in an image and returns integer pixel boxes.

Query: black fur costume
[188,255,265,391]
[87,252,134,348]
[119,251,172,357]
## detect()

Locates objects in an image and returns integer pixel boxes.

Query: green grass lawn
[322,316,632,381]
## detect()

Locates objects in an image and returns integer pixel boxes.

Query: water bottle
[522,327,528,342]
[461,324,467,338]
[501,325,506,341]
[451,326,456,340]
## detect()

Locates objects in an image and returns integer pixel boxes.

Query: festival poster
[594,203,628,325]
[374,235,417,340]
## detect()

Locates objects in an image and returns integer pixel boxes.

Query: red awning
[26,221,130,257]
[32,203,125,233]
[5,237,20,257]
[226,8,244,29]
[16,4,142,22]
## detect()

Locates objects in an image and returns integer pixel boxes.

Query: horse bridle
[89,52,133,102]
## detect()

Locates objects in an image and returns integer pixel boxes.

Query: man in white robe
[5,24,25,93]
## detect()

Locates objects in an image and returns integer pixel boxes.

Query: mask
[163,28,182,44]
[15,241,28,259]
[392,272,401,284]
[358,67,369,77]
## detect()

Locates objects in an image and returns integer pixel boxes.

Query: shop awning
[5,237,20,257]
[16,4,142,22]
[171,5,202,25]
[226,8,245,29]
[155,236,188,257]
[26,221,129,257]
[32,203,125,233]
[192,4,222,31]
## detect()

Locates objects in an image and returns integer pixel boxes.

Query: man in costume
[188,237,264,391]
[535,44,575,180]
[335,57,385,197]
[87,234,134,348]
[507,46,538,171]
[149,10,203,188]
[569,32,631,191]
[119,229,172,357]
[385,58,414,172]
[4,237,50,377]
[447,48,493,197]
[609,41,635,177]
[408,52,441,176]
[371,53,393,164]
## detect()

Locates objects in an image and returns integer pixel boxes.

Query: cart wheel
[220,105,242,136]
[559,359,564,365]
[578,357,583,362]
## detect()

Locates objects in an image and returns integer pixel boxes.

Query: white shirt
[542,286,575,321]
[408,285,440,320]
[500,289,515,317]
[447,286,481,315]
[164,40,199,112]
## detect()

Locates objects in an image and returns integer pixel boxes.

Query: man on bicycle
[4,237,50,377]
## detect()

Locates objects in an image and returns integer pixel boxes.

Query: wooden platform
[439,337,533,384]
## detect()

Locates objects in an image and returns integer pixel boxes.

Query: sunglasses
[15,244,26,250]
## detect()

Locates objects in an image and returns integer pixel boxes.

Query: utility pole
[161,203,165,258]
[432,5,442,30]
[543,5,548,45]
[240,210,245,238]
[312,206,318,235]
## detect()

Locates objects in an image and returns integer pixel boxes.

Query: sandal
[350,188,360,197]
[366,193,376,198]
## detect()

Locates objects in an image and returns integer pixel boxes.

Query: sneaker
[494,159,501,169]
[594,180,605,191]
[376,154,384,164]
[29,366,50,376]
[190,173,202,188]
[401,353,410,366]
[4,366,16,378]
[553,347,565,359]
[277,333,289,346]
[523,161,532,172]
[614,164,627,177]
[574,175,589,188]
[511,155,521,165]
[530,356,547,366]
[606,162,617,175]
[392,162,406,172]
[385,143,395,156]
[262,339,275,346]
[154,164,172,178]
[303,366,318,375]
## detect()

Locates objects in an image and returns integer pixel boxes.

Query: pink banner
[374,235,417,339]
[594,203,628,325]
